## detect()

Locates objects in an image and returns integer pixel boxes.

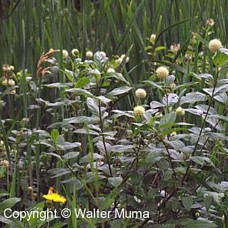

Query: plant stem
[98,100,112,176]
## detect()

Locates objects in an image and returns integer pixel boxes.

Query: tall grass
[1,0,228,80]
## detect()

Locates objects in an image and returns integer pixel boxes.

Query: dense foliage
[1,1,228,228]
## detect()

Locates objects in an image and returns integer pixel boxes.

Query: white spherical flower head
[62,49,69,59]
[2,79,8,86]
[10,89,16,94]
[10,65,14,71]
[86,50,93,58]
[176,107,185,116]
[120,54,129,63]
[71,48,79,56]
[8,79,15,86]
[170,43,181,54]
[135,88,147,99]
[115,58,122,65]
[90,69,101,80]
[160,190,166,197]
[99,51,106,57]
[208,39,222,52]
[107,68,115,73]
[207,18,215,27]
[156,66,169,80]
[90,69,101,76]
[150,33,156,43]
[133,106,145,117]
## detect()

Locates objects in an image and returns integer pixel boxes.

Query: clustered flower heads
[156,66,169,80]
[133,106,145,117]
[135,88,147,99]
[208,39,222,52]
[1,79,15,86]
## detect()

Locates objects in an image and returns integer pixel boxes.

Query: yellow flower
[43,193,66,203]
[133,106,145,117]
[43,187,66,203]
[156,66,169,80]
[135,88,147,99]
[208,39,222,52]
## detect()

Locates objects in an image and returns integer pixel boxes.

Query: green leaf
[182,197,193,211]
[159,112,176,130]
[44,82,70,88]
[75,77,90,88]
[0,215,14,225]
[180,92,207,105]
[107,72,130,85]
[190,156,215,167]
[213,48,228,66]
[66,88,93,97]
[50,129,59,143]
[108,86,132,97]
[108,177,123,187]
[179,218,217,228]
[144,80,163,91]
[86,97,99,115]
[63,152,80,160]
[0,197,21,213]
[63,116,99,124]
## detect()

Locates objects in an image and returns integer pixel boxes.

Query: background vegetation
[0,0,228,227]
[1,0,228,80]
